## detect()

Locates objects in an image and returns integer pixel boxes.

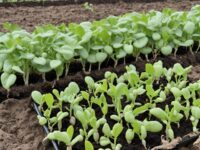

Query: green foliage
[1,6,200,90]
[33,61,200,149]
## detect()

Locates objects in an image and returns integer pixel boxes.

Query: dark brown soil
[0,0,163,7]
[0,0,199,32]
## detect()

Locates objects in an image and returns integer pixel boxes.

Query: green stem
[42,73,46,82]
[174,47,178,57]
[114,59,118,68]
[88,64,92,73]
[190,46,194,55]
[145,54,149,62]
[65,63,70,76]
[196,42,200,53]
[67,146,72,150]
[98,62,101,70]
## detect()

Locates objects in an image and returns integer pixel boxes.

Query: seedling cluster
[32,61,200,150]
[0,5,200,90]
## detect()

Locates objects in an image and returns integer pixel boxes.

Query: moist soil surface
[0,1,200,150]
[0,0,200,32]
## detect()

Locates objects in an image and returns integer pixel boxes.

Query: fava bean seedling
[32,61,200,149]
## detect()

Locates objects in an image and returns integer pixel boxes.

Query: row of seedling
[32,61,200,150]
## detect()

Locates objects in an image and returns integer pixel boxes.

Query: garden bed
[0,1,200,150]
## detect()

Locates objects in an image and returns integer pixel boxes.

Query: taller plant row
[0,5,200,90]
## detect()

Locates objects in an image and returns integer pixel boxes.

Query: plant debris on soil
[0,1,199,32]
[0,1,200,150]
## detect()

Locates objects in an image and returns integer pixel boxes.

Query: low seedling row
[32,61,200,150]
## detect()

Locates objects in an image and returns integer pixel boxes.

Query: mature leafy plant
[1,6,200,90]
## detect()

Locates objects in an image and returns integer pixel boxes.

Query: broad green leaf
[85,140,94,150]
[141,125,147,139]
[184,21,195,34]
[133,104,150,117]
[112,123,123,138]
[124,111,135,123]
[50,60,62,69]
[116,50,126,59]
[44,93,54,108]
[67,125,74,141]
[161,45,172,56]
[37,115,47,125]
[150,108,168,121]
[1,73,17,90]
[102,123,111,137]
[79,31,92,44]
[145,63,154,75]
[79,49,89,59]
[57,112,68,122]
[96,52,107,63]
[12,66,24,74]
[104,45,113,55]
[31,91,43,105]
[125,129,134,144]
[152,33,161,41]
[191,106,200,119]
[81,91,89,100]
[33,57,46,65]
[140,47,152,55]
[123,44,133,54]
[100,136,110,146]
[133,37,148,48]
[87,53,97,63]
[85,76,95,89]
[47,131,70,145]
[144,121,163,132]
[65,82,80,95]
[179,39,194,47]
[170,87,181,99]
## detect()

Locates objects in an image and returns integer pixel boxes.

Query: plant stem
[88,64,92,73]
[24,72,29,86]
[98,63,101,70]
[114,60,118,68]
[67,146,72,150]
[190,46,194,55]
[145,54,149,62]
[196,42,200,53]
[123,57,126,65]
[174,48,178,57]
[65,63,70,76]
[42,73,46,82]
[81,61,86,73]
